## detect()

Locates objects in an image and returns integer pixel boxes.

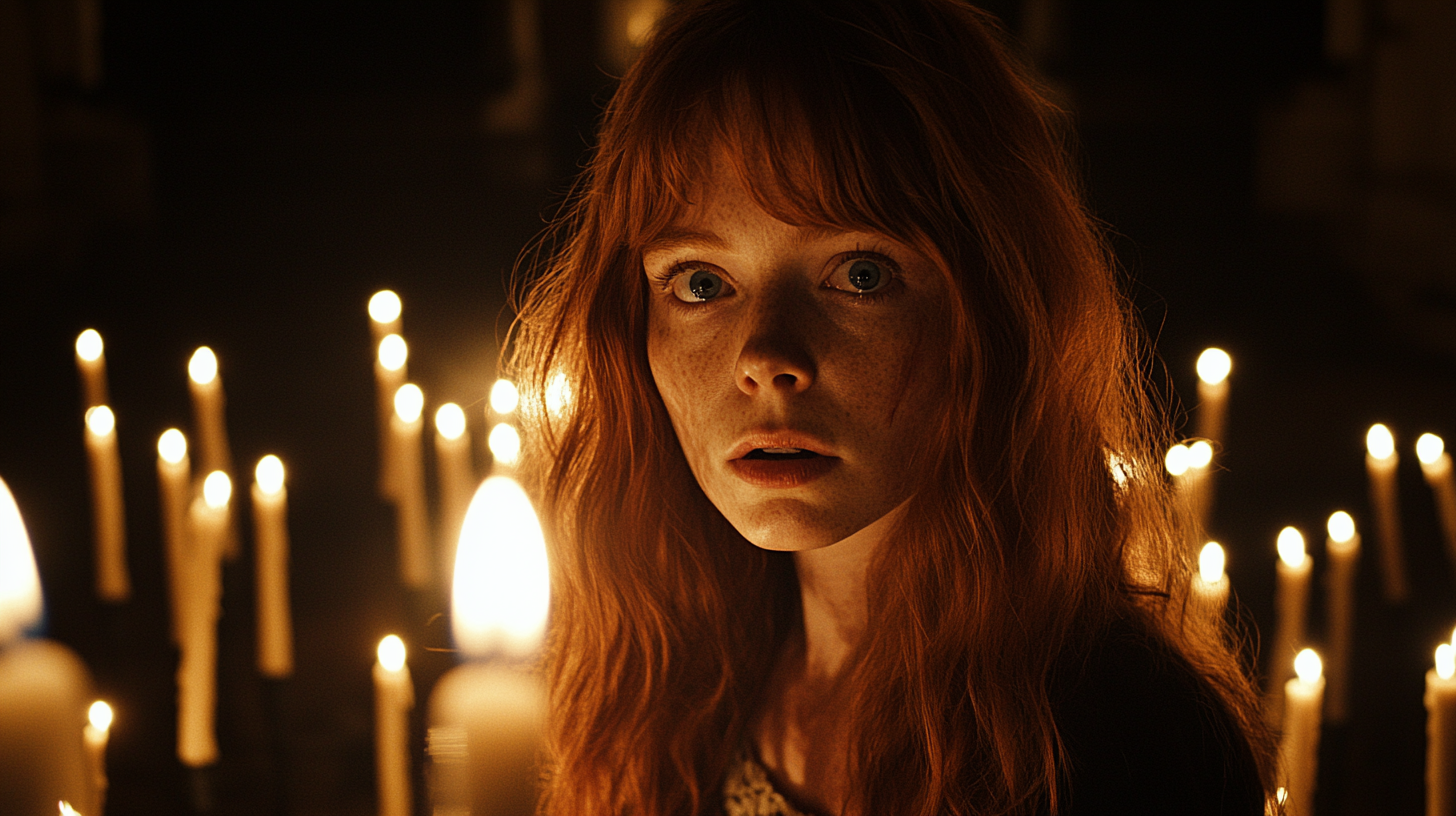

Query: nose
[735,297,815,395]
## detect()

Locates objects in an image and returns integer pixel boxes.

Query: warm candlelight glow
[545,372,572,414]
[1418,433,1446,465]
[203,471,231,509]
[84,405,114,437]
[436,403,467,441]
[1198,542,1226,584]
[255,455,285,496]
[1278,527,1306,568]
[1294,648,1323,683]
[1196,348,1231,385]
[188,346,218,385]
[394,384,424,424]
[490,378,520,414]
[452,476,550,658]
[1327,510,1356,544]
[378,334,408,372]
[59,803,81,816]
[1164,443,1190,477]
[378,634,407,673]
[1187,439,1213,469]
[88,700,113,732]
[488,423,522,466]
[1276,787,1288,807]
[1438,644,1456,681]
[0,475,43,643]
[158,428,187,464]
[1367,423,1395,460]
[369,290,403,324]
[75,329,103,362]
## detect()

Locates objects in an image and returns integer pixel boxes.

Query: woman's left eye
[825,256,895,295]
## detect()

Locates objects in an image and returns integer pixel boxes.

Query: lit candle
[1195,348,1231,446]
[393,384,432,590]
[1270,527,1311,716]
[368,289,403,349]
[157,429,191,644]
[252,455,293,679]
[488,422,522,474]
[1366,423,1407,602]
[374,634,413,816]
[428,476,549,816]
[490,378,520,417]
[74,329,108,408]
[1192,541,1229,619]
[0,475,96,815]
[1427,642,1456,816]
[1324,511,1359,724]
[189,347,237,560]
[84,406,129,603]
[435,403,475,585]
[376,334,408,499]
[84,700,111,812]
[1417,433,1456,572]
[1184,439,1214,533]
[1281,649,1325,816]
[178,471,229,770]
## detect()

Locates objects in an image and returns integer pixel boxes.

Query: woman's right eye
[667,265,731,303]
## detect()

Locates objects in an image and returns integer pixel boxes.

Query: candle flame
[88,700,113,732]
[203,471,231,509]
[1438,644,1456,681]
[1196,348,1231,385]
[1198,542,1225,584]
[369,290,402,324]
[452,476,550,658]
[1417,433,1445,466]
[1327,510,1355,544]
[85,405,115,437]
[0,476,43,645]
[188,347,218,385]
[255,455,285,495]
[1187,439,1213,469]
[378,634,407,672]
[1164,443,1190,477]
[1277,527,1305,568]
[1366,423,1395,460]
[436,403,467,441]
[546,372,572,415]
[1294,648,1322,683]
[378,334,407,372]
[489,423,522,466]
[75,329,103,362]
[490,378,520,414]
[394,383,424,424]
[158,428,187,464]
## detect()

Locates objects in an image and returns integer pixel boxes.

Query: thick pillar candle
[84,406,130,602]
[1193,541,1229,620]
[178,472,229,769]
[1417,434,1456,573]
[189,347,237,560]
[1195,348,1231,446]
[1324,511,1359,724]
[376,334,408,499]
[74,328,108,408]
[252,455,294,679]
[157,429,191,644]
[393,384,432,589]
[435,403,474,585]
[1427,643,1456,816]
[1366,423,1408,602]
[1269,527,1311,721]
[1281,649,1325,816]
[84,700,111,813]
[374,634,413,816]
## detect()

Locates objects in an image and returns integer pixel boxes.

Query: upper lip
[729,431,835,460]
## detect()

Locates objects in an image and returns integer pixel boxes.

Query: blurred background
[2,0,1456,813]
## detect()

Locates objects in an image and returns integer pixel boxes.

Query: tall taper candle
[85,406,130,602]
[252,455,294,679]
[1193,541,1229,619]
[1366,423,1407,602]
[393,384,432,589]
[1269,527,1310,722]
[178,472,229,769]
[1427,643,1456,816]
[374,635,413,816]
[84,700,112,814]
[376,334,408,500]
[1195,348,1231,446]
[1417,434,1456,574]
[1281,649,1325,816]
[1325,511,1359,723]
[74,328,108,408]
[435,403,474,586]
[158,429,191,644]
[189,347,237,560]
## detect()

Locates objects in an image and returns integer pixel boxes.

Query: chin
[724,501,892,553]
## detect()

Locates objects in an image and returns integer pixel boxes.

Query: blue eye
[828,256,894,294]
[667,265,730,302]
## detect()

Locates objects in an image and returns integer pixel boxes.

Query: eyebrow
[640,224,856,256]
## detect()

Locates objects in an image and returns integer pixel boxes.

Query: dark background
[3,0,1455,813]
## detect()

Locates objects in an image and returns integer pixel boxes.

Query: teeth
[761,447,804,454]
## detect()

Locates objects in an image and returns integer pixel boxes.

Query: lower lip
[728,456,838,488]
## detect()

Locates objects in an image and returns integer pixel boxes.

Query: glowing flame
[377,634,406,672]
[545,373,572,415]
[255,455,285,495]
[490,378,520,414]
[1438,644,1456,681]
[0,476,43,644]
[1198,542,1226,584]
[435,403,466,441]
[158,428,187,464]
[1367,423,1395,460]
[452,476,550,658]
[1277,527,1305,568]
[1327,511,1355,544]
[88,700,113,732]
[85,405,115,437]
[75,329,103,362]
[378,334,407,372]
[1417,433,1445,466]
[1187,439,1213,469]
[1164,443,1190,477]
[369,290,402,324]
[489,423,521,466]
[1196,348,1231,385]
[203,471,231,509]
[189,347,218,385]
[394,383,424,424]
[1294,648,1322,683]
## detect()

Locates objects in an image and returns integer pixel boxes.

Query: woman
[507,0,1277,813]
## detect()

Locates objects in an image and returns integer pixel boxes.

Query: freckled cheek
[647,316,725,466]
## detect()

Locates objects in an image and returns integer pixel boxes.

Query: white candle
[393,384,432,590]
[74,329,108,408]
[428,476,549,815]
[1270,527,1311,718]
[435,403,475,585]
[1417,434,1456,572]
[84,406,130,603]
[1281,649,1325,816]
[1366,423,1407,602]
[178,471,229,769]
[157,429,191,644]
[1324,511,1359,724]
[374,634,413,816]
[1427,643,1456,816]
[376,334,408,500]
[369,289,403,348]
[84,700,111,813]
[189,347,237,560]
[252,455,294,679]
[1192,541,1229,619]
[490,378,520,416]
[1185,439,1214,533]
[1195,348,1231,446]
[488,422,522,473]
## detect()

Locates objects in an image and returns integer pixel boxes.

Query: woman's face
[644,169,949,551]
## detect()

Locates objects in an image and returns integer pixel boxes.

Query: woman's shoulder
[1050,618,1267,816]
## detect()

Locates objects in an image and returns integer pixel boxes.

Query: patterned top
[723,750,817,816]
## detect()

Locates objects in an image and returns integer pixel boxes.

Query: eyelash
[648,248,903,305]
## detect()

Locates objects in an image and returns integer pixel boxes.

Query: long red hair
[506,1,1276,813]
